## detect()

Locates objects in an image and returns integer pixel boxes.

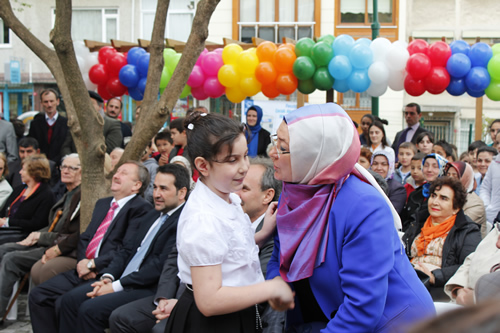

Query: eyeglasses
[270,134,290,158]
[60,165,80,172]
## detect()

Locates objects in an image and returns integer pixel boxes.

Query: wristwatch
[87,259,94,270]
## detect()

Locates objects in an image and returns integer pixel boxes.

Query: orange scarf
[415,214,457,257]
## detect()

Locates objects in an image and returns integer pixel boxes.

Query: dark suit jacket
[1,182,56,233]
[103,205,183,290]
[28,113,68,163]
[391,125,428,152]
[77,195,152,272]
[155,245,180,300]
[255,217,274,278]
[256,128,271,157]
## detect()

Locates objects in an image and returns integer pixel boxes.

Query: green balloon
[318,34,335,46]
[311,42,334,67]
[293,56,316,80]
[167,53,182,73]
[298,79,316,94]
[492,44,500,56]
[180,85,191,98]
[160,67,172,89]
[486,80,500,101]
[313,67,334,91]
[295,38,316,58]
[488,55,500,81]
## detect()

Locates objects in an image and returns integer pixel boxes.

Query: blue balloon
[466,87,485,98]
[333,34,355,57]
[333,79,350,93]
[469,42,493,67]
[128,87,144,101]
[450,40,470,56]
[127,47,147,66]
[347,70,371,93]
[137,53,151,77]
[118,65,140,88]
[137,77,147,95]
[349,44,373,69]
[355,38,372,47]
[465,66,490,92]
[328,55,352,80]
[446,77,466,96]
[446,53,471,78]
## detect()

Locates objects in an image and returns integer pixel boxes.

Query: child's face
[369,126,383,146]
[358,156,371,169]
[398,148,414,167]
[432,145,446,158]
[156,139,173,155]
[468,148,478,168]
[410,160,425,184]
[417,136,433,154]
[171,128,186,146]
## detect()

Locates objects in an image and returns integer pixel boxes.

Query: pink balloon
[214,48,224,55]
[191,85,209,100]
[201,52,223,77]
[203,77,225,98]
[196,48,209,67]
[187,65,205,88]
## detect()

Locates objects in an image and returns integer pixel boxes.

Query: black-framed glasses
[270,134,290,158]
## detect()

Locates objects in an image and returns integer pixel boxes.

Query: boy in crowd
[468,140,487,173]
[404,153,426,201]
[168,118,188,162]
[433,140,455,161]
[394,142,417,185]
[154,131,174,166]
[475,146,498,195]
[358,147,372,169]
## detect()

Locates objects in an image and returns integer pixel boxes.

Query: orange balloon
[273,48,297,73]
[225,86,247,103]
[261,83,280,99]
[279,43,295,52]
[255,62,278,85]
[275,73,298,95]
[256,42,278,62]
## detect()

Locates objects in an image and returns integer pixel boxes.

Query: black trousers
[109,295,167,333]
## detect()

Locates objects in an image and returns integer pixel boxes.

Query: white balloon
[83,52,98,73]
[367,81,388,97]
[76,56,85,71]
[388,68,405,91]
[393,40,408,50]
[73,41,88,57]
[370,38,392,62]
[368,61,389,84]
[84,76,97,91]
[385,45,409,71]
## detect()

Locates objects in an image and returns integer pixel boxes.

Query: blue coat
[268,176,435,332]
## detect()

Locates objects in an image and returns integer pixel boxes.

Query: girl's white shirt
[177,179,264,286]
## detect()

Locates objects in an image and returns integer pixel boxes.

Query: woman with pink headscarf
[445,161,487,238]
[268,103,435,332]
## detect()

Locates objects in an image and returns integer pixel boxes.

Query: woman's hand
[17,232,40,246]
[456,287,475,306]
[414,263,435,284]
[0,217,6,227]
[268,276,295,311]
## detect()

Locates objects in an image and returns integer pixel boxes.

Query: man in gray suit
[0,118,18,163]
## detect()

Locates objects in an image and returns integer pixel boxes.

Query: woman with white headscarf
[268,103,434,332]
[370,150,407,215]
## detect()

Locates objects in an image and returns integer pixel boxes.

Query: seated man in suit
[29,161,152,333]
[0,153,81,322]
[57,164,189,332]
[109,157,283,333]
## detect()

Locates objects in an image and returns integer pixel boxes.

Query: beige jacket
[463,192,488,238]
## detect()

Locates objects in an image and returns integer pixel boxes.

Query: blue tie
[121,213,169,277]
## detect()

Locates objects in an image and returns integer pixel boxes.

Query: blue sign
[10,60,21,83]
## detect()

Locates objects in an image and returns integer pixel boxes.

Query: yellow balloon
[237,50,259,75]
[218,64,240,88]
[222,44,243,65]
[225,86,247,103]
[240,75,262,96]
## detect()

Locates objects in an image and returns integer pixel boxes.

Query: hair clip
[200,113,207,117]
[187,123,194,130]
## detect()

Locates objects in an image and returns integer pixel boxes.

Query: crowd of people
[0,93,500,332]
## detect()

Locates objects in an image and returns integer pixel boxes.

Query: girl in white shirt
[165,112,294,333]
[368,120,395,157]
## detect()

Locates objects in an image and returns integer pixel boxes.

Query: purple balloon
[187,65,205,88]
[201,52,223,77]
[203,77,225,98]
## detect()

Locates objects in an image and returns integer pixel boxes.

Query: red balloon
[428,41,452,67]
[97,84,113,100]
[261,83,280,99]
[407,39,429,55]
[424,67,450,94]
[404,74,426,97]
[191,86,209,100]
[107,53,128,77]
[89,64,108,85]
[98,46,117,65]
[106,77,127,97]
[406,53,432,80]
[275,73,298,95]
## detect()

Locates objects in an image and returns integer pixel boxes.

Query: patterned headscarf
[445,161,475,193]
[370,149,396,180]
[421,153,449,197]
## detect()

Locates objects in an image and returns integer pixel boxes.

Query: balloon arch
[74,35,500,103]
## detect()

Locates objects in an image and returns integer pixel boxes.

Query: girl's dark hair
[367,121,389,148]
[361,114,375,123]
[184,112,245,173]
[429,176,467,210]
[415,131,435,145]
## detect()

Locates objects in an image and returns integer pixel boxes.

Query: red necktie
[85,202,119,259]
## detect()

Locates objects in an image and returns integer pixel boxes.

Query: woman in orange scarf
[402,176,481,300]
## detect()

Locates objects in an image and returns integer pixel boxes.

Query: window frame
[336,0,397,27]
[0,18,12,48]
[337,91,372,111]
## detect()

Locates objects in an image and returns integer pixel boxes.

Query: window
[141,0,194,41]
[339,0,394,25]
[0,18,11,46]
[236,0,318,43]
[52,8,118,42]
[337,91,371,110]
